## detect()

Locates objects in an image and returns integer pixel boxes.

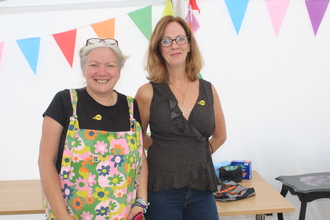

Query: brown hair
[145,16,204,83]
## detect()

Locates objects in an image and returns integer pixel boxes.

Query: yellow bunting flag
[163,0,174,17]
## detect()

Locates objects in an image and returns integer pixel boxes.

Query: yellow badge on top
[197,100,205,106]
[93,114,102,120]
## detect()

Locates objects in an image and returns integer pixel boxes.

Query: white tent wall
[0,0,329,219]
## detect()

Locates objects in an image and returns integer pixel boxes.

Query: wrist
[134,198,150,214]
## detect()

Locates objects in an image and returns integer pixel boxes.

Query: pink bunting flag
[53,29,77,67]
[185,0,201,34]
[0,42,4,63]
[265,0,290,36]
[305,0,330,35]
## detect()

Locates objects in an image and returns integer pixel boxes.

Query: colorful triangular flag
[163,0,175,16]
[305,0,330,35]
[224,0,250,34]
[189,0,200,13]
[0,42,4,63]
[53,29,77,67]
[172,0,185,18]
[186,9,200,34]
[128,6,152,41]
[186,0,201,34]
[91,18,115,39]
[16,38,40,74]
[265,0,290,36]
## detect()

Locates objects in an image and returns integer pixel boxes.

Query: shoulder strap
[67,89,80,131]
[126,96,134,119]
[69,89,78,115]
[126,96,135,131]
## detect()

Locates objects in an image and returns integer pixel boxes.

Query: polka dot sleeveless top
[147,79,219,192]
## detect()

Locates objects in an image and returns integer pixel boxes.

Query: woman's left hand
[127,206,144,220]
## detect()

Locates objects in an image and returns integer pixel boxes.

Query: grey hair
[79,42,128,70]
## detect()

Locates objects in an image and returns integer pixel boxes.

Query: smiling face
[83,47,120,96]
[160,21,190,70]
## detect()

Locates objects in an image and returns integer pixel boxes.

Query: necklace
[170,81,189,104]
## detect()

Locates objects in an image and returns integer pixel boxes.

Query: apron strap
[69,89,78,115]
[68,89,80,130]
[126,96,135,131]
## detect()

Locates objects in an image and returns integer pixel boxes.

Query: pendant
[182,94,188,102]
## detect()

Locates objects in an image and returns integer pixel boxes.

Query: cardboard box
[230,160,252,179]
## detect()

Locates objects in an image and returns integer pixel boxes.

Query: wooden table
[1,171,294,219]
[0,179,45,215]
[217,171,295,220]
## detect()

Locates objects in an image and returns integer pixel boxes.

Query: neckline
[166,79,201,121]
[84,88,118,107]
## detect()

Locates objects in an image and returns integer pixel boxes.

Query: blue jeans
[144,187,219,220]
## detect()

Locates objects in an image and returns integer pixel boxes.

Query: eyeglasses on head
[86,38,118,46]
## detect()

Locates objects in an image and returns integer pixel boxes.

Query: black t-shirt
[43,88,141,172]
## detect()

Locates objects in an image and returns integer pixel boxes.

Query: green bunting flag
[128,6,152,41]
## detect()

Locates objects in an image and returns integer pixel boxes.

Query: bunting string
[0,0,328,74]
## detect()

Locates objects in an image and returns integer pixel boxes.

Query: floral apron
[46,89,143,220]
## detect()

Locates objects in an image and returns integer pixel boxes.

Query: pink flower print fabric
[46,90,143,220]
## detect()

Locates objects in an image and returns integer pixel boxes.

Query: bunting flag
[128,6,152,40]
[91,18,115,38]
[163,0,175,16]
[16,37,40,74]
[52,29,77,67]
[305,0,330,35]
[265,0,290,36]
[0,1,329,76]
[172,0,185,18]
[188,0,200,13]
[224,0,250,34]
[0,42,4,63]
[185,0,201,34]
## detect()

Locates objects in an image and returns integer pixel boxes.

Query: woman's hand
[127,206,144,220]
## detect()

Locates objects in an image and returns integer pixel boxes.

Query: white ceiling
[0,0,162,13]
[0,0,134,7]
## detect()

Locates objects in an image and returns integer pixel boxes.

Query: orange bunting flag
[53,29,77,67]
[185,0,201,33]
[91,18,115,39]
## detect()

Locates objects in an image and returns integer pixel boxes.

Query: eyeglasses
[159,36,189,47]
[86,38,118,46]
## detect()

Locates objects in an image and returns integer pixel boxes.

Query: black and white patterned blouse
[148,79,219,192]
